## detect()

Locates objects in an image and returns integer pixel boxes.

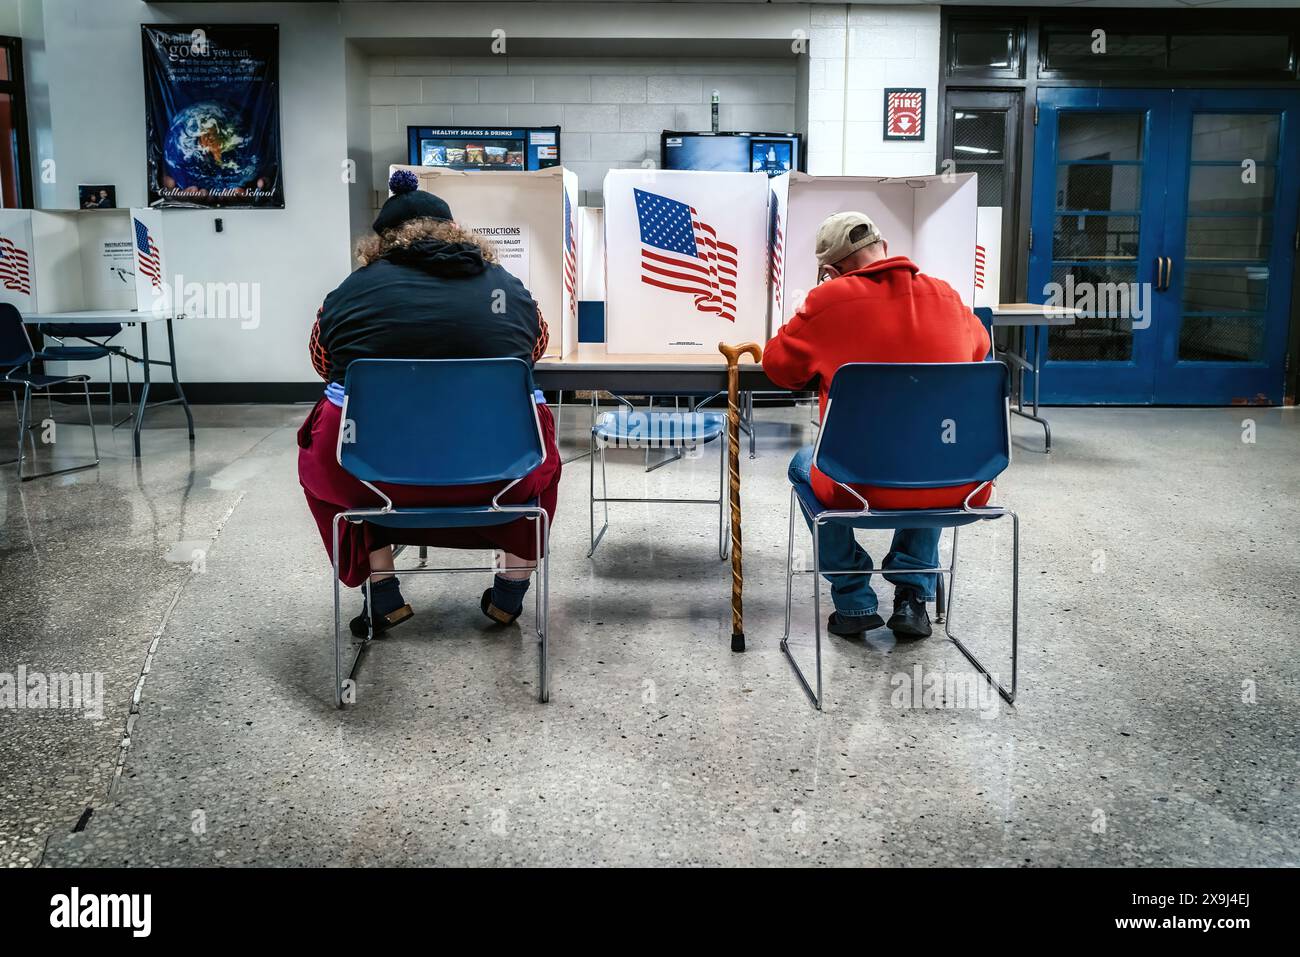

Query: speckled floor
[1,399,1296,867]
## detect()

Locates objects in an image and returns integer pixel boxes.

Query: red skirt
[297,397,562,587]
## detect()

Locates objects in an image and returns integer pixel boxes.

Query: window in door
[1047,111,1145,362]
[1178,113,1280,363]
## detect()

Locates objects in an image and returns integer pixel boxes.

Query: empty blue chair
[0,303,99,481]
[588,403,729,559]
[333,358,551,707]
[781,361,1018,710]
[35,321,133,427]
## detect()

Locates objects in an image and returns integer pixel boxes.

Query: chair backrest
[339,357,544,487]
[816,361,1010,490]
[38,322,123,339]
[0,302,35,370]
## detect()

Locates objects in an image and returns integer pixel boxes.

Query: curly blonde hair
[355,217,499,266]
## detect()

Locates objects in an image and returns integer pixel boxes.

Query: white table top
[990,303,1081,327]
[25,310,184,324]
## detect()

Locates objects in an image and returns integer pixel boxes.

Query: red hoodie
[763,256,991,511]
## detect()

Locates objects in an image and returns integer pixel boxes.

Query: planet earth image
[162,101,261,192]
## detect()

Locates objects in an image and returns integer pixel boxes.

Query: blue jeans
[788,445,939,618]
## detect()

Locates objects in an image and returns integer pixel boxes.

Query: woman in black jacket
[298,170,560,637]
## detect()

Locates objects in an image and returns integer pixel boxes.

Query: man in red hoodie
[764,211,989,640]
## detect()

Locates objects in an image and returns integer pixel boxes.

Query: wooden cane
[718,341,763,652]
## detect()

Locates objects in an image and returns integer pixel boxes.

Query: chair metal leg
[781,502,825,712]
[83,380,100,466]
[943,517,1018,705]
[15,386,29,481]
[12,383,99,482]
[537,511,550,703]
[782,486,796,643]
[587,436,610,557]
[934,565,947,624]
[333,516,345,708]
[747,391,756,459]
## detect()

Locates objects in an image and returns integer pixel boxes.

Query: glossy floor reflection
[1,399,1296,866]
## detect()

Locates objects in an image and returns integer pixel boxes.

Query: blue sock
[491,575,531,615]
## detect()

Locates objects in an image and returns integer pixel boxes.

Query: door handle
[1154,256,1171,292]
[1163,256,1174,292]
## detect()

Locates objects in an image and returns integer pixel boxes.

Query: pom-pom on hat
[373,169,453,234]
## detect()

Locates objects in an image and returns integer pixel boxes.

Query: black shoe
[827,611,885,637]
[480,588,523,626]
[349,577,413,638]
[887,589,932,639]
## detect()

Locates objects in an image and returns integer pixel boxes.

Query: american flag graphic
[634,187,737,323]
[134,218,161,289]
[0,236,31,296]
[770,200,784,312]
[975,243,986,290]
[563,190,577,319]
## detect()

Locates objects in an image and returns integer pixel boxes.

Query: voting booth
[974,206,1003,310]
[0,207,167,315]
[768,172,980,332]
[391,164,579,359]
[603,169,770,354]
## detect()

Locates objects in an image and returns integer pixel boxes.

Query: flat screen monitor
[407,126,561,171]
[661,131,802,176]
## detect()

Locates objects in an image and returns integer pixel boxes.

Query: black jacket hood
[382,238,487,278]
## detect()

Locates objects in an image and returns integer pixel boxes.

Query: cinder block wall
[367,56,798,205]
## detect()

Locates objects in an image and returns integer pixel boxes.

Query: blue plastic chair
[333,358,551,707]
[35,322,133,428]
[0,303,100,481]
[781,361,1018,710]
[588,404,730,559]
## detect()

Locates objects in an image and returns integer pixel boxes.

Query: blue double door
[1029,88,1300,404]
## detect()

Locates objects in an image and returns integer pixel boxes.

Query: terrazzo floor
[1,399,1296,866]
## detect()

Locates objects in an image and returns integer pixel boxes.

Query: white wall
[12,1,944,384]
[806,3,940,176]
[27,0,351,384]
[367,55,798,202]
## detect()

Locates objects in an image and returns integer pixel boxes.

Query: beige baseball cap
[814,211,883,268]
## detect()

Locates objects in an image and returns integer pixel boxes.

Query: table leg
[1007,324,1053,453]
[167,318,195,441]
[132,324,151,458]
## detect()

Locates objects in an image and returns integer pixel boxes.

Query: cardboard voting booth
[0,207,167,315]
[390,164,579,359]
[603,169,770,354]
[768,172,980,332]
[974,206,1003,309]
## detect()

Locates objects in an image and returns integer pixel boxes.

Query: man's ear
[880,239,888,256]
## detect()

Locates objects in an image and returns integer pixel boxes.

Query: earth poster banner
[142,24,283,208]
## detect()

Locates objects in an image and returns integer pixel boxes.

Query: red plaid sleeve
[309,306,330,381]
[531,304,550,362]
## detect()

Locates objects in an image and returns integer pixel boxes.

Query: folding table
[25,309,195,458]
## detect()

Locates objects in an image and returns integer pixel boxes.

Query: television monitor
[406,126,561,171]
[660,131,802,176]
